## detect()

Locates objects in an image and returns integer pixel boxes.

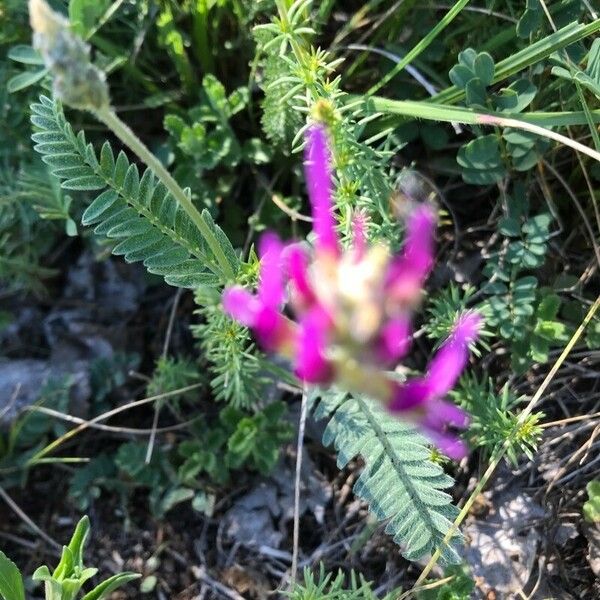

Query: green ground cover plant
[1,0,600,596]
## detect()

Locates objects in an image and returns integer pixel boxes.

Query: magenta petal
[253,305,291,351]
[286,243,315,306]
[424,338,469,398]
[304,124,339,256]
[294,308,332,383]
[452,311,482,345]
[376,317,411,364]
[424,430,469,460]
[222,286,261,327]
[389,379,432,412]
[386,205,436,302]
[257,232,285,308]
[422,400,470,431]
[425,312,481,397]
[404,205,436,272]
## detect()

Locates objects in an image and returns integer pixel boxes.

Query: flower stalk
[29,0,236,282]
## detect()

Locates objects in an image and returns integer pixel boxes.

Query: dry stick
[405,292,600,596]
[477,114,600,164]
[290,386,308,587]
[271,193,313,222]
[28,405,194,435]
[542,410,600,428]
[0,485,61,551]
[27,383,204,465]
[0,384,20,421]
[541,159,600,268]
[146,287,184,464]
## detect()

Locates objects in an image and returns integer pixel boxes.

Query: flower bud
[29,0,109,110]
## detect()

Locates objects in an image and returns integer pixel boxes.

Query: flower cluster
[223,124,481,459]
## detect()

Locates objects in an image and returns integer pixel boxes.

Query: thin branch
[0,485,61,551]
[290,386,308,587]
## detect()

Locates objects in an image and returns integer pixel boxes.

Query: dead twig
[290,386,308,587]
[0,485,61,551]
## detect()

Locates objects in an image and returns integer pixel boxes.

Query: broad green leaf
[7,69,47,93]
[473,52,494,86]
[67,516,91,571]
[8,45,43,65]
[498,217,520,237]
[457,135,505,184]
[465,78,487,107]
[81,573,141,600]
[516,3,542,39]
[0,551,24,600]
[69,0,110,37]
[496,79,537,112]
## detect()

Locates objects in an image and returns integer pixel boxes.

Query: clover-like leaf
[457,134,505,184]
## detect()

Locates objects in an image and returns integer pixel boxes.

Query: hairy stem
[94,107,236,282]
[290,386,308,587]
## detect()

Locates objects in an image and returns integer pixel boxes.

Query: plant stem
[479,114,600,163]
[363,96,600,163]
[290,386,308,587]
[192,0,215,74]
[94,106,235,282]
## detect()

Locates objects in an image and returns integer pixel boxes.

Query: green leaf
[456,135,505,184]
[8,45,44,65]
[53,546,75,581]
[192,492,215,516]
[517,1,542,39]
[473,52,495,86]
[67,516,91,571]
[62,175,106,191]
[32,566,63,598]
[69,0,110,37]
[7,69,47,93]
[537,293,561,320]
[81,573,141,600]
[498,217,520,237]
[496,79,538,113]
[30,96,221,290]
[587,38,600,84]
[82,190,120,225]
[523,213,552,243]
[140,575,157,593]
[0,551,25,600]
[311,390,462,565]
[159,488,195,514]
[465,78,487,107]
[534,320,567,342]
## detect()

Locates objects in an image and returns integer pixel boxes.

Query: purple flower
[305,124,339,258]
[389,312,482,459]
[221,122,481,459]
